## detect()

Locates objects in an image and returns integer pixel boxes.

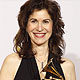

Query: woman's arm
[61,58,76,80]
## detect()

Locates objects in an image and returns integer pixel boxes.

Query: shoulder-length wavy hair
[14,0,65,63]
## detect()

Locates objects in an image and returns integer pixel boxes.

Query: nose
[36,22,43,31]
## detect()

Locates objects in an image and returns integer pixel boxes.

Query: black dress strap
[14,57,40,80]
[14,58,32,80]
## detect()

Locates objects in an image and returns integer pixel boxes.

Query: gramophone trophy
[41,58,64,80]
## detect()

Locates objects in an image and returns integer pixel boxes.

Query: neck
[32,42,49,58]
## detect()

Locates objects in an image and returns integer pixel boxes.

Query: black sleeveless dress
[14,53,65,80]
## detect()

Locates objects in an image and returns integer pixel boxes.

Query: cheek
[27,23,33,33]
[47,24,53,33]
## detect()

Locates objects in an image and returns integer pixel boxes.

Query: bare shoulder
[1,53,21,68]
[61,57,75,67]
[4,53,21,62]
[61,57,76,80]
[0,53,22,80]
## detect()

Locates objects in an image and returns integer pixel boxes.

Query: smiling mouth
[33,33,46,38]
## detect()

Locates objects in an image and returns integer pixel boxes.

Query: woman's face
[27,9,53,46]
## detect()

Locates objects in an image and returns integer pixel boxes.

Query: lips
[33,33,46,38]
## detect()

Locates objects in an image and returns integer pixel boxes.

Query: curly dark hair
[13,0,65,63]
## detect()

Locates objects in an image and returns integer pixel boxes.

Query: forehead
[29,9,51,19]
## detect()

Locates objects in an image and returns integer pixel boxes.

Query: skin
[0,9,76,80]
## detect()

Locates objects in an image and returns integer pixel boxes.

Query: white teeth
[34,33,46,37]
[35,34,45,36]
[35,34,44,36]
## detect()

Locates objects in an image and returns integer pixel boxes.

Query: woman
[0,0,76,80]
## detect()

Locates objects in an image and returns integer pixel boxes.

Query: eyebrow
[29,18,37,21]
[43,19,51,21]
[29,18,51,21]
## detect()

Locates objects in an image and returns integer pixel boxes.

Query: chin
[33,40,48,46]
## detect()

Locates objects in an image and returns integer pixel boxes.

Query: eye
[31,20,36,23]
[43,20,49,24]
[30,19,37,23]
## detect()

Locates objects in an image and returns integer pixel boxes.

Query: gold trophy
[42,58,64,80]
